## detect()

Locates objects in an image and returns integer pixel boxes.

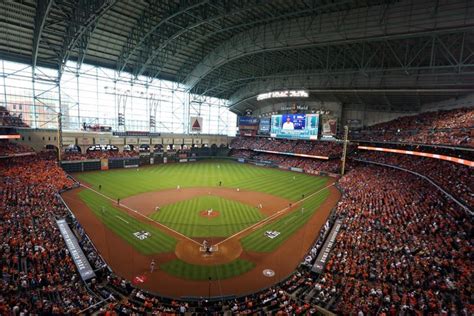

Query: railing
[77,297,113,315]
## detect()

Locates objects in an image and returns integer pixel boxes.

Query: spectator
[350,107,474,147]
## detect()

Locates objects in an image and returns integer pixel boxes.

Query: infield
[150,195,265,237]
[63,160,340,296]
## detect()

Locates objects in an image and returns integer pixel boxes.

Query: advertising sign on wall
[258,118,271,135]
[151,138,162,144]
[56,219,96,281]
[62,137,76,146]
[100,158,109,170]
[110,137,124,145]
[321,117,338,137]
[78,137,93,145]
[96,137,110,145]
[238,116,259,136]
[190,116,203,132]
[162,138,173,145]
[126,138,138,144]
[193,138,202,145]
[312,220,342,274]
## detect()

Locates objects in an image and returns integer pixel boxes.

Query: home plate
[263,269,275,277]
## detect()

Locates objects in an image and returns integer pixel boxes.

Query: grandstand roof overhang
[1,0,473,111]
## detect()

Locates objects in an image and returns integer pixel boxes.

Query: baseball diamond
[1,1,472,313]
[61,160,340,296]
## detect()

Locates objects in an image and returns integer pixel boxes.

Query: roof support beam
[185,0,474,90]
[32,0,54,72]
[193,30,474,98]
[116,0,209,75]
[225,71,474,111]
[59,0,116,76]
[131,1,278,79]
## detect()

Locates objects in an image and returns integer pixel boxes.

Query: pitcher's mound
[199,210,220,218]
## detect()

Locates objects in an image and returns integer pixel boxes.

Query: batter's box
[199,245,219,252]
[264,230,280,239]
[133,231,151,240]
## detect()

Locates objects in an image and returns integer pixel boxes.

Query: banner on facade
[321,117,338,137]
[110,137,124,145]
[126,138,138,145]
[77,137,93,145]
[190,116,203,132]
[96,137,110,145]
[151,138,162,144]
[162,138,173,145]
[62,137,76,146]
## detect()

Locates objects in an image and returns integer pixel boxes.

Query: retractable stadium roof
[0,0,473,113]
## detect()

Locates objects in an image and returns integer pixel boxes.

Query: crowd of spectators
[309,164,472,315]
[0,106,29,127]
[99,268,324,315]
[355,150,473,207]
[231,137,346,158]
[1,140,472,315]
[0,144,332,314]
[62,150,139,161]
[0,141,34,156]
[230,149,342,174]
[0,154,102,314]
[351,107,474,147]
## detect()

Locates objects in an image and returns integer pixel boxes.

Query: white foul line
[80,183,201,246]
[115,216,129,224]
[214,182,335,247]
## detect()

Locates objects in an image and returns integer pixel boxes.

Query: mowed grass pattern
[150,196,265,237]
[78,190,176,255]
[241,188,330,252]
[75,160,328,201]
[160,259,255,280]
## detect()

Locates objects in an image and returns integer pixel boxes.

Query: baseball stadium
[0,1,473,315]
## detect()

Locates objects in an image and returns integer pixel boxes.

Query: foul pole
[340,125,349,176]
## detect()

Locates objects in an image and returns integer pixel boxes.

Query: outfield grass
[78,190,176,255]
[241,188,330,252]
[75,160,328,201]
[72,160,333,280]
[160,259,255,280]
[150,196,265,237]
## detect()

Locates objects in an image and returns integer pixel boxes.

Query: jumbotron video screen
[270,114,319,140]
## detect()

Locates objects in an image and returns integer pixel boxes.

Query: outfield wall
[60,154,341,179]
